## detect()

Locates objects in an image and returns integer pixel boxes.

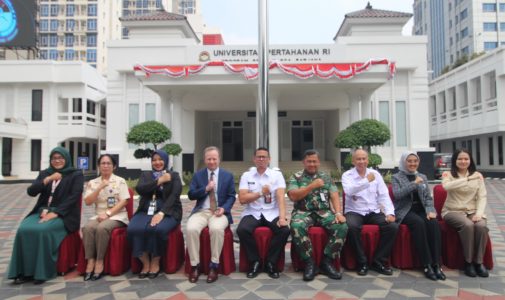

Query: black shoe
[33,280,45,285]
[303,259,318,281]
[13,276,26,285]
[432,264,446,280]
[464,262,476,277]
[246,261,261,278]
[370,261,393,276]
[319,257,342,280]
[148,270,160,279]
[423,265,437,281]
[83,272,93,281]
[475,263,489,278]
[357,263,368,276]
[265,261,279,279]
[91,272,103,281]
[138,272,149,279]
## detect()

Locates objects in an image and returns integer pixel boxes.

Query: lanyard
[48,179,61,207]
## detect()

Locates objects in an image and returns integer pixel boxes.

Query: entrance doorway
[291,121,313,161]
[222,121,243,161]
[2,138,12,176]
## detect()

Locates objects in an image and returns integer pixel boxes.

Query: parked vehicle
[434,153,452,179]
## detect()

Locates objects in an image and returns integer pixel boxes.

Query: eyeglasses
[51,157,65,162]
[255,156,269,160]
[100,162,113,165]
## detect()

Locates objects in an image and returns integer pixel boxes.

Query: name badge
[147,200,156,215]
[320,193,327,202]
[107,197,115,208]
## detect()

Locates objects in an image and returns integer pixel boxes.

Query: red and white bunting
[134,59,396,80]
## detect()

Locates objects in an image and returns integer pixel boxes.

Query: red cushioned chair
[433,184,493,270]
[130,224,185,274]
[77,188,135,276]
[340,191,383,270]
[56,196,83,274]
[239,226,285,272]
[184,226,236,275]
[290,226,342,271]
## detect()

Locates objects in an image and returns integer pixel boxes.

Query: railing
[57,112,106,128]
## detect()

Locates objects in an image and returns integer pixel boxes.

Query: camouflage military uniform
[288,170,348,261]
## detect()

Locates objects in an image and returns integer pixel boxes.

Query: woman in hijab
[127,150,182,279]
[8,147,84,284]
[392,151,445,281]
[82,154,131,281]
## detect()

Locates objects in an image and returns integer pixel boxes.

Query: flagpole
[258,0,269,148]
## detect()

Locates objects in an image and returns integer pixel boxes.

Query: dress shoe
[33,280,45,285]
[475,263,489,278]
[370,261,393,276]
[206,267,218,283]
[302,259,318,282]
[138,272,149,279]
[432,264,446,280]
[91,272,104,281]
[83,272,93,281]
[148,270,160,279]
[357,263,368,276]
[13,276,26,285]
[246,261,261,278]
[188,266,200,283]
[319,257,342,280]
[423,264,437,281]
[265,261,279,279]
[464,262,477,277]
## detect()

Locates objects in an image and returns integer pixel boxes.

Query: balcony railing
[57,111,106,128]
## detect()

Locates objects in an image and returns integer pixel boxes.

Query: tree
[126,121,181,159]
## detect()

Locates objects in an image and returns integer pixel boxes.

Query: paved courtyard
[1,180,505,299]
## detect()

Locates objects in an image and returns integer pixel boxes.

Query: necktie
[209,172,217,212]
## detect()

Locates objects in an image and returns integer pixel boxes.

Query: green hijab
[45,146,77,176]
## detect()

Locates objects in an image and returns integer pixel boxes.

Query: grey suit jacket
[392,171,436,223]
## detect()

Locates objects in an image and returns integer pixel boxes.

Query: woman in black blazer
[392,151,445,281]
[127,150,182,279]
[8,147,84,284]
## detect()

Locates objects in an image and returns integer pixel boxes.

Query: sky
[200,0,414,45]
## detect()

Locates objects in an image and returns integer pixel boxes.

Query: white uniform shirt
[341,167,394,216]
[239,167,286,221]
[202,168,219,210]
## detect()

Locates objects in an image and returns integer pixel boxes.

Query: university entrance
[291,120,314,161]
[222,121,243,161]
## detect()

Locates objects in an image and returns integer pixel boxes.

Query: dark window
[476,138,481,165]
[499,136,503,165]
[222,121,231,127]
[233,121,242,127]
[31,140,42,171]
[78,142,83,156]
[92,143,97,170]
[467,140,473,154]
[32,90,43,121]
[489,137,494,165]
[452,141,456,152]
[247,111,256,118]
[69,141,74,162]
[278,111,287,117]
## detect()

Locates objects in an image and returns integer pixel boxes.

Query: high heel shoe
[148,270,160,279]
[83,272,93,281]
[423,264,437,281]
[432,264,446,280]
[91,272,104,281]
[138,272,149,279]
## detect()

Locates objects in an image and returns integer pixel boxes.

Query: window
[483,3,497,12]
[489,137,494,165]
[136,0,142,8]
[449,20,452,29]
[460,8,468,20]
[40,20,48,32]
[500,3,505,11]
[86,49,97,62]
[461,27,469,38]
[156,0,162,8]
[64,49,74,60]
[455,15,459,24]
[501,23,505,31]
[450,37,453,46]
[65,34,74,47]
[484,42,498,50]
[87,19,97,31]
[31,140,42,171]
[40,35,49,47]
[499,136,503,165]
[50,4,58,16]
[39,50,48,59]
[32,90,43,121]
[66,4,74,16]
[145,103,156,121]
[49,34,58,47]
[88,4,97,16]
[122,9,129,16]
[378,101,390,146]
[50,20,58,31]
[49,50,58,60]
[483,22,497,31]
[395,101,407,147]
[476,138,481,165]
[462,46,469,55]
[123,0,129,8]
[452,141,456,153]
[41,5,49,16]
[87,34,97,46]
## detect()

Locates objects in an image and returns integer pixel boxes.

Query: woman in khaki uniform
[82,154,131,281]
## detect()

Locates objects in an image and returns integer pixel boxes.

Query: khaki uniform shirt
[84,174,130,224]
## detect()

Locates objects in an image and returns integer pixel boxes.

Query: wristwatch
[336,212,343,216]
[105,210,112,217]
[258,190,264,197]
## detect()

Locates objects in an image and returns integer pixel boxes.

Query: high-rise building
[414,0,505,79]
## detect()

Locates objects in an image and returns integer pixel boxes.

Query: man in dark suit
[186,146,236,283]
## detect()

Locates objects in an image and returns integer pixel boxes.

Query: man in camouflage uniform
[288,149,348,281]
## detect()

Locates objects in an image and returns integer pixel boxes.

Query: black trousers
[345,211,399,265]
[402,210,442,266]
[236,214,290,264]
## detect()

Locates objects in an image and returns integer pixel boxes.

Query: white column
[0,138,3,179]
[170,92,183,173]
[348,94,361,123]
[361,94,372,119]
[268,94,279,168]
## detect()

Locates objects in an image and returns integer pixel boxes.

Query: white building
[0,61,106,179]
[106,5,435,176]
[414,0,505,78]
[429,48,505,176]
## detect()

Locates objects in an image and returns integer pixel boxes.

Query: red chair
[130,224,185,274]
[184,226,236,275]
[340,191,381,270]
[239,226,285,272]
[57,196,83,274]
[433,184,493,270]
[290,226,341,271]
[77,188,134,275]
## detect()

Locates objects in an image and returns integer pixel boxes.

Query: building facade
[414,0,505,78]
[429,48,505,177]
[0,61,106,179]
[106,6,435,176]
